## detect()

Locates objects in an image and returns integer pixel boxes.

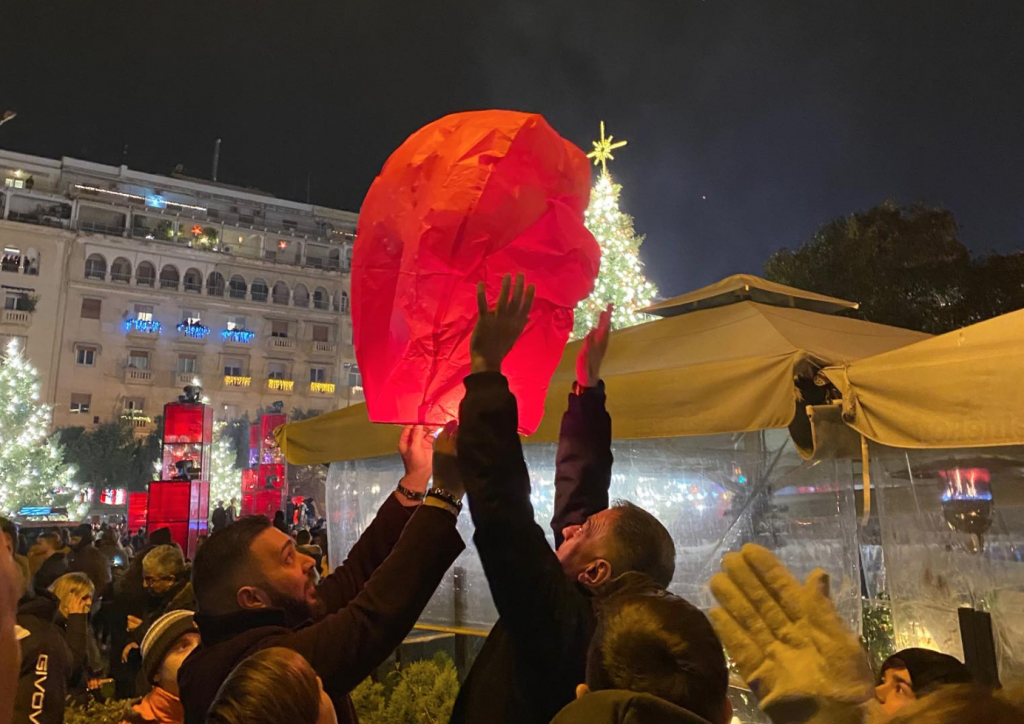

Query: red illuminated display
[148,400,213,558]
[240,412,288,517]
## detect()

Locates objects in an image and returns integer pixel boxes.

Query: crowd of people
[2,274,1022,724]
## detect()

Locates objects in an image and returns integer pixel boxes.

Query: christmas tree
[209,426,241,510]
[574,122,659,338]
[0,339,83,515]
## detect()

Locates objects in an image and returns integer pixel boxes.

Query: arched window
[313,287,329,311]
[110,257,132,284]
[183,268,203,293]
[229,275,247,299]
[136,262,156,287]
[340,291,350,314]
[271,281,290,306]
[159,265,180,290]
[206,271,225,297]
[251,278,269,303]
[293,284,309,308]
[84,254,107,280]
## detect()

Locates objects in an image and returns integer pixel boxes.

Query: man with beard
[178,428,465,724]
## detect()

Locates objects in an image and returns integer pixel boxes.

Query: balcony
[267,378,294,392]
[124,319,162,335]
[110,271,131,284]
[268,336,295,351]
[124,368,154,384]
[2,309,31,325]
[176,372,200,386]
[121,412,153,429]
[311,341,336,355]
[223,375,252,388]
[309,381,336,395]
[221,329,255,344]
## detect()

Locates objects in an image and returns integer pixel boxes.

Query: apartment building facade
[0,148,362,432]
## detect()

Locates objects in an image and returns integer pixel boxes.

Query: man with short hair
[449,277,677,724]
[551,589,732,724]
[67,522,112,594]
[178,428,465,724]
[28,533,63,578]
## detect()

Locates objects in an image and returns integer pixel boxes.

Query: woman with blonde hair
[205,647,337,724]
[48,571,94,618]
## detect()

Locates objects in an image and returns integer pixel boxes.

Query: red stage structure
[146,399,213,559]
[240,411,288,518]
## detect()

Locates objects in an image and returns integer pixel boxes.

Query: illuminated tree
[0,340,83,515]
[209,426,241,510]
[574,123,658,337]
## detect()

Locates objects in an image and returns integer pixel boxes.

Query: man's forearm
[552,383,612,546]
[287,505,464,693]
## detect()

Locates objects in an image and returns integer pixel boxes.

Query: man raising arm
[449,275,675,724]
[179,427,465,724]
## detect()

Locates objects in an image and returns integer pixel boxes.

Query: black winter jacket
[179,494,464,724]
[450,374,661,724]
[13,592,88,724]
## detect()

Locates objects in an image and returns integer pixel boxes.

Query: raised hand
[708,544,874,723]
[432,421,464,499]
[576,304,613,388]
[471,273,536,374]
[398,425,434,503]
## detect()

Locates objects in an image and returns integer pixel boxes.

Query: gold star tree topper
[587,121,628,176]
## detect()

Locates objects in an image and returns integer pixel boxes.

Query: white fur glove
[709,544,874,724]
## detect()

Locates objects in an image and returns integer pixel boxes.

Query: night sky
[5,1,1023,295]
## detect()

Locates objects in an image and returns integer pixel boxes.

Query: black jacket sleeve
[458,373,593,658]
[551,382,613,549]
[314,493,415,614]
[272,504,464,694]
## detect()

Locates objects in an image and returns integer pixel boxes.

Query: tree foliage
[764,201,1024,333]
[351,653,459,724]
[574,171,658,338]
[55,417,161,493]
[0,341,82,515]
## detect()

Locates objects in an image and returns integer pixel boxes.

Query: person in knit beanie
[121,611,200,724]
[874,648,974,716]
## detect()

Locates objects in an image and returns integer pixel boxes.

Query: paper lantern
[352,110,600,434]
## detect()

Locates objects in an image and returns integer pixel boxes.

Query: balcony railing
[313,298,330,310]
[224,375,252,388]
[184,282,202,293]
[80,220,126,235]
[310,381,335,395]
[125,368,154,384]
[110,271,131,283]
[176,372,200,386]
[137,276,155,287]
[160,279,179,290]
[2,310,31,325]
[229,288,247,299]
[251,291,269,303]
[268,336,295,350]
[267,378,294,392]
[312,341,336,354]
[84,268,106,281]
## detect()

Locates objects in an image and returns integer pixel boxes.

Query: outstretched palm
[471,273,536,373]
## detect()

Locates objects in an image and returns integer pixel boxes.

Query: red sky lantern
[352,110,600,434]
[191,224,203,236]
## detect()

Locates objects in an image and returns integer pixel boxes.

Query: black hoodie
[13,591,88,724]
[550,690,715,724]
